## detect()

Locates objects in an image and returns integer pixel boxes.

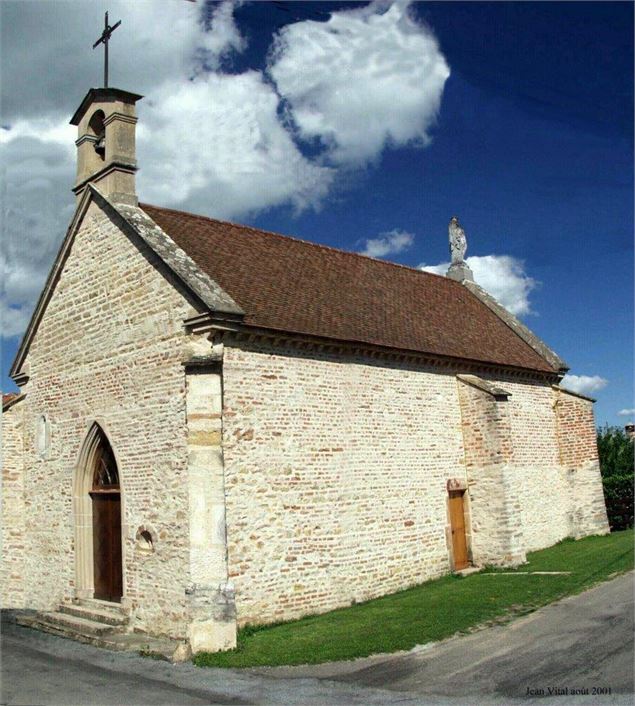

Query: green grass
[194,529,634,668]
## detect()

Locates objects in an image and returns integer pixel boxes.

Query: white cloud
[420,254,538,316]
[1,1,203,121]
[560,374,608,396]
[268,0,450,165]
[359,229,414,258]
[1,135,76,340]
[137,73,333,219]
[617,408,635,416]
[1,0,450,341]
[196,0,247,70]
[1,302,33,339]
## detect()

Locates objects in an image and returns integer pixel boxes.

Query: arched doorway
[74,424,123,602]
[89,430,122,601]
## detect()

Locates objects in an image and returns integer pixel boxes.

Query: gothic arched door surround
[73,424,123,602]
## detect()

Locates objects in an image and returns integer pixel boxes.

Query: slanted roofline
[552,385,596,403]
[462,280,568,373]
[143,202,566,376]
[9,186,242,384]
[2,392,25,412]
[10,188,567,385]
[138,202,458,283]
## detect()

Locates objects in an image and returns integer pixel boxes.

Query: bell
[94,134,105,157]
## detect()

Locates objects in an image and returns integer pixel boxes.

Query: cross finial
[92,11,121,88]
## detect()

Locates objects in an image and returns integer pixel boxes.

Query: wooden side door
[91,491,122,602]
[449,490,469,570]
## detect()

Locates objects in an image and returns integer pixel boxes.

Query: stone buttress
[183,340,237,651]
[457,375,526,566]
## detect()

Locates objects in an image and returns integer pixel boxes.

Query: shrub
[602,474,634,531]
[597,426,634,479]
[597,426,634,531]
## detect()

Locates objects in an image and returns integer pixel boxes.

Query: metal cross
[92,11,121,88]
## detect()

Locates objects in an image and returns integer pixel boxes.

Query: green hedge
[602,474,634,531]
[597,426,634,478]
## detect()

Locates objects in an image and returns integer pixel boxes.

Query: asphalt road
[2,572,633,706]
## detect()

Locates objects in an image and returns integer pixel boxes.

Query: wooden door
[449,490,469,570]
[90,431,122,602]
[91,492,122,601]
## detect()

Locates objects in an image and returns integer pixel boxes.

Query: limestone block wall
[501,378,572,552]
[9,201,195,637]
[1,398,26,608]
[456,377,525,566]
[553,388,609,538]
[185,365,236,652]
[554,387,600,468]
[221,342,467,626]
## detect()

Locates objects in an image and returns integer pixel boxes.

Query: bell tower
[70,87,143,205]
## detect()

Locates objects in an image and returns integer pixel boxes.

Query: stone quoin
[1,85,609,654]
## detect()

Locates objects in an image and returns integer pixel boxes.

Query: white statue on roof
[446,216,474,282]
[449,216,467,264]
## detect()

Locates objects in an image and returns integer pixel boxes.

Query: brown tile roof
[141,204,557,373]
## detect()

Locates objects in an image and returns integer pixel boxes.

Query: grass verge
[194,529,633,668]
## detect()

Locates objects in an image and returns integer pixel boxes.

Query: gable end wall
[8,201,196,637]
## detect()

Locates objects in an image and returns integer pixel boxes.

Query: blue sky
[1,1,633,426]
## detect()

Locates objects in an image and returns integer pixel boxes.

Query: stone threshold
[11,609,191,663]
[454,567,481,577]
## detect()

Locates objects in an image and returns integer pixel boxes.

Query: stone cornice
[184,313,562,383]
[72,160,138,195]
[103,112,138,127]
[70,87,143,126]
[75,134,99,147]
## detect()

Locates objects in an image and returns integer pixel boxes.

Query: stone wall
[553,387,599,468]
[221,342,467,626]
[456,376,526,566]
[553,387,609,538]
[503,378,572,552]
[1,397,26,608]
[2,197,608,642]
[6,201,195,637]
[185,363,236,652]
[221,346,610,627]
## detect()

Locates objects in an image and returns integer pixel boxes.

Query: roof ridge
[139,202,458,285]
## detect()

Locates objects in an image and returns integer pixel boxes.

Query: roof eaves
[195,314,561,378]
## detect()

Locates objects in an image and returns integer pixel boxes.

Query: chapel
[1,86,609,655]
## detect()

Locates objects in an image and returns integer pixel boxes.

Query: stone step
[77,598,126,616]
[59,603,127,627]
[17,611,117,637]
[15,612,190,663]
